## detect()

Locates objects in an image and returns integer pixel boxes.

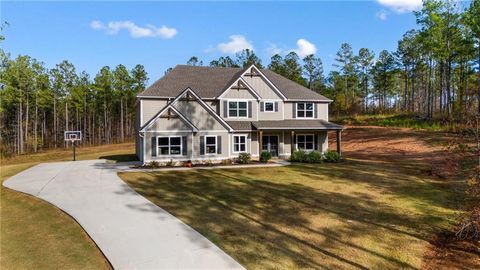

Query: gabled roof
[140,104,199,132]
[143,87,233,132]
[138,65,331,102]
[217,76,262,100]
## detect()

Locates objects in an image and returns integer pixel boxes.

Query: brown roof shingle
[138,65,331,101]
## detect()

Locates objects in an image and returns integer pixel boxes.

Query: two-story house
[135,64,343,163]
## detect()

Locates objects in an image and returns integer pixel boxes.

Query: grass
[1,142,136,269]
[119,158,462,269]
[333,114,458,132]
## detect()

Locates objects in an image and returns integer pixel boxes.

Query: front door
[262,136,278,157]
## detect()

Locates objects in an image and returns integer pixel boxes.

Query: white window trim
[296,134,315,151]
[296,102,314,119]
[228,100,249,118]
[157,136,183,156]
[232,135,247,153]
[204,135,218,156]
[263,101,275,113]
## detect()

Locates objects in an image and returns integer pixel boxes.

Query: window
[296,135,314,151]
[264,101,274,112]
[158,136,183,156]
[297,103,314,118]
[233,135,247,153]
[205,136,217,154]
[228,101,248,118]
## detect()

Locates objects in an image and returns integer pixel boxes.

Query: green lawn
[119,159,461,269]
[1,143,135,270]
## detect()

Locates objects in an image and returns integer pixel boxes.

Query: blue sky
[2,1,422,82]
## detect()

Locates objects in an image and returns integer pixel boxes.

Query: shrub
[260,151,272,163]
[182,160,193,168]
[203,159,214,166]
[323,150,341,163]
[148,161,160,168]
[306,150,322,163]
[222,159,233,166]
[290,149,307,162]
[165,159,176,167]
[237,153,251,164]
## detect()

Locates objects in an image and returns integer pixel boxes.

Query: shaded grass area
[119,158,461,270]
[333,114,460,132]
[0,143,135,269]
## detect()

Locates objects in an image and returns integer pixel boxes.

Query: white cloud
[291,39,317,58]
[265,43,283,56]
[90,20,104,30]
[376,10,388,20]
[377,0,422,13]
[90,20,177,39]
[217,35,253,54]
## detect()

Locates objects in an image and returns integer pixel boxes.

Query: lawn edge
[1,169,113,270]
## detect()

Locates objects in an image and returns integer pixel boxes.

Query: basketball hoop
[64,131,82,161]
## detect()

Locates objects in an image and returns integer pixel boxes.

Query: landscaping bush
[222,159,233,165]
[202,159,214,166]
[306,150,322,163]
[290,149,307,162]
[260,151,272,163]
[148,161,160,168]
[237,153,251,164]
[165,159,176,167]
[323,150,341,163]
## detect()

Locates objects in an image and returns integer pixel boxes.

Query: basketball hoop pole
[73,140,76,161]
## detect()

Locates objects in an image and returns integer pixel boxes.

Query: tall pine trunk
[120,97,124,142]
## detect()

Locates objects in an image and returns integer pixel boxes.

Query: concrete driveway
[3,160,244,270]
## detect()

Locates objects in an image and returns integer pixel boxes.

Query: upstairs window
[228,101,248,118]
[264,101,274,112]
[297,103,314,118]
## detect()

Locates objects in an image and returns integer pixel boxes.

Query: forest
[0,0,479,156]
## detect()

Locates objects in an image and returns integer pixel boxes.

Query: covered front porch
[253,120,344,159]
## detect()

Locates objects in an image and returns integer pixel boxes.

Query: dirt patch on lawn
[332,126,479,270]
[333,126,456,178]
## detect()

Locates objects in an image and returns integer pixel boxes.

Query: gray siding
[142,99,168,126]
[242,75,282,100]
[149,116,192,131]
[222,88,257,99]
[258,101,283,120]
[175,100,227,130]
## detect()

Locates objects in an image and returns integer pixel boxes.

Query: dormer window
[297,103,314,118]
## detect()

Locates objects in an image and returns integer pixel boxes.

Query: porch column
[259,130,263,153]
[291,130,295,154]
[336,130,342,156]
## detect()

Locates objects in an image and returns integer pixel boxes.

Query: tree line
[1,0,478,156]
[0,51,148,155]
[187,0,479,118]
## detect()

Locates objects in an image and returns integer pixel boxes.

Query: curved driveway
[3,160,244,270]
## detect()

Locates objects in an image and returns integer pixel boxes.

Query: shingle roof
[226,121,254,131]
[138,65,331,101]
[253,120,343,130]
[225,120,343,131]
